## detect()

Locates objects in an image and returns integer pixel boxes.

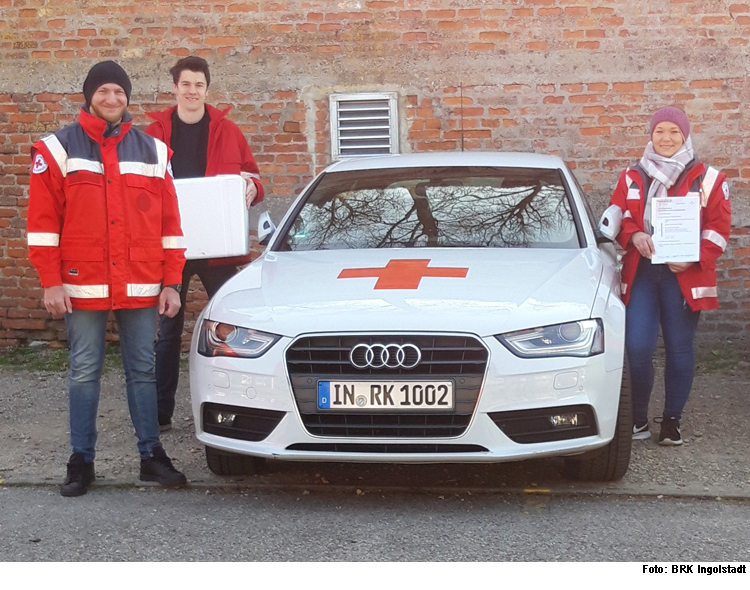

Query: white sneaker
[632,420,650,440]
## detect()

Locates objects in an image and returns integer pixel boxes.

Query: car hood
[207,248,603,337]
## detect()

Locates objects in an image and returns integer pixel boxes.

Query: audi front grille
[286,334,488,438]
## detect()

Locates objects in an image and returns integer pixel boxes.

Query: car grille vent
[286,334,488,438]
[286,443,488,454]
[300,412,473,438]
[287,335,488,376]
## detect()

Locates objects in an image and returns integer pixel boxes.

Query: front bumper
[190,331,624,464]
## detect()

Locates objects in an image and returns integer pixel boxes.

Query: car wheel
[205,446,265,476]
[564,355,633,482]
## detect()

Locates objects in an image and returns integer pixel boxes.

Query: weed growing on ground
[0,345,123,373]
[695,347,750,376]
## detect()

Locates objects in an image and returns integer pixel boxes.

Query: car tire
[564,355,633,482]
[205,446,265,476]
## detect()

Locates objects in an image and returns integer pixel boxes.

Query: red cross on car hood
[338,259,469,290]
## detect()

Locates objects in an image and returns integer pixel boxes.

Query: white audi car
[189,152,631,481]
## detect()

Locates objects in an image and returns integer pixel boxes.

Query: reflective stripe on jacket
[27,108,186,310]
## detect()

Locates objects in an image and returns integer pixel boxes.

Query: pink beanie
[649,106,690,139]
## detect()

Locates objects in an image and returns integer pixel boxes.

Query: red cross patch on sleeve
[32,153,48,174]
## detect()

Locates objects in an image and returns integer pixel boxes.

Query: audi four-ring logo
[349,343,422,370]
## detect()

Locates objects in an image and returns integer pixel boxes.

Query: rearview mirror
[257,211,276,246]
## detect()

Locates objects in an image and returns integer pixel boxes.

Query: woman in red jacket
[608,106,731,446]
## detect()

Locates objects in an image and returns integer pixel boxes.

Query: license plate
[317,381,454,411]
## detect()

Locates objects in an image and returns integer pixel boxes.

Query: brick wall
[1,0,749,348]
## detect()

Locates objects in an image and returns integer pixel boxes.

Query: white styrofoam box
[173,175,249,260]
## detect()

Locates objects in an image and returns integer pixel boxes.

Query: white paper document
[650,194,700,264]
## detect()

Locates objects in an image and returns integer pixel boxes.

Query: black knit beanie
[83,61,132,106]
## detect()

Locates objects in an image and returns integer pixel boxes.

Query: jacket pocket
[66,171,104,188]
[125,174,160,193]
[129,246,165,261]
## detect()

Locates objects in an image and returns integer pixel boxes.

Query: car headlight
[496,319,604,358]
[197,320,280,358]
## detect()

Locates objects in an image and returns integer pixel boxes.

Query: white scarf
[639,136,694,233]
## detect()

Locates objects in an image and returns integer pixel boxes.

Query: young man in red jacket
[27,61,188,496]
[145,56,264,432]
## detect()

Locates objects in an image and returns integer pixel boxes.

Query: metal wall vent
[329,92,399,159]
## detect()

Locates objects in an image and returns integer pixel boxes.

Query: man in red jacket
[27,61,188,496]
[145,56,264,432]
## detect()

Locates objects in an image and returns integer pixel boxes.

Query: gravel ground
[1,363,749,497]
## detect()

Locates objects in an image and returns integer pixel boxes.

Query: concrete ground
[1,361,749,498]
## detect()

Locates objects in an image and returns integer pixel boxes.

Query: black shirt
[169,109,210,179]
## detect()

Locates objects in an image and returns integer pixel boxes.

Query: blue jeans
[65,307,161,462]
[626,259,701,424]
[155,260,236,420]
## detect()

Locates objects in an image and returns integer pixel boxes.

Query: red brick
[367,1,400,9]
[599,116,624,124]
[426,10,455,18]
[569,94,604,104]
[416,141,458,150]
[468,42,493,51]
[565,7,588,16]
[587,83,608,92]
[479,31,510,41]
[613,82,644,92]
[690,79,723,88]
[444,96,473,106]
[438,21,462,30]
[205,36,242,45]
[702,16,733,25]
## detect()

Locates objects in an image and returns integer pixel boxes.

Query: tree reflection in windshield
[282,167,579,251]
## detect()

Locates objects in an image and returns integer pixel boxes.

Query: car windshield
[277,166,580,251]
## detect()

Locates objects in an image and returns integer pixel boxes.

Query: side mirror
[598,205,623,241]
[257,211,276,246]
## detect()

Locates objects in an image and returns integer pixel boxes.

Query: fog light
[549,413,579,428]
[212,411,237,426]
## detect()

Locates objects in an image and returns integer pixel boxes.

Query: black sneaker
[656,416,683,446]
[60,453,95,497]
[140,447,187,488]
[632,420,650,440]
[158,414,173,433]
